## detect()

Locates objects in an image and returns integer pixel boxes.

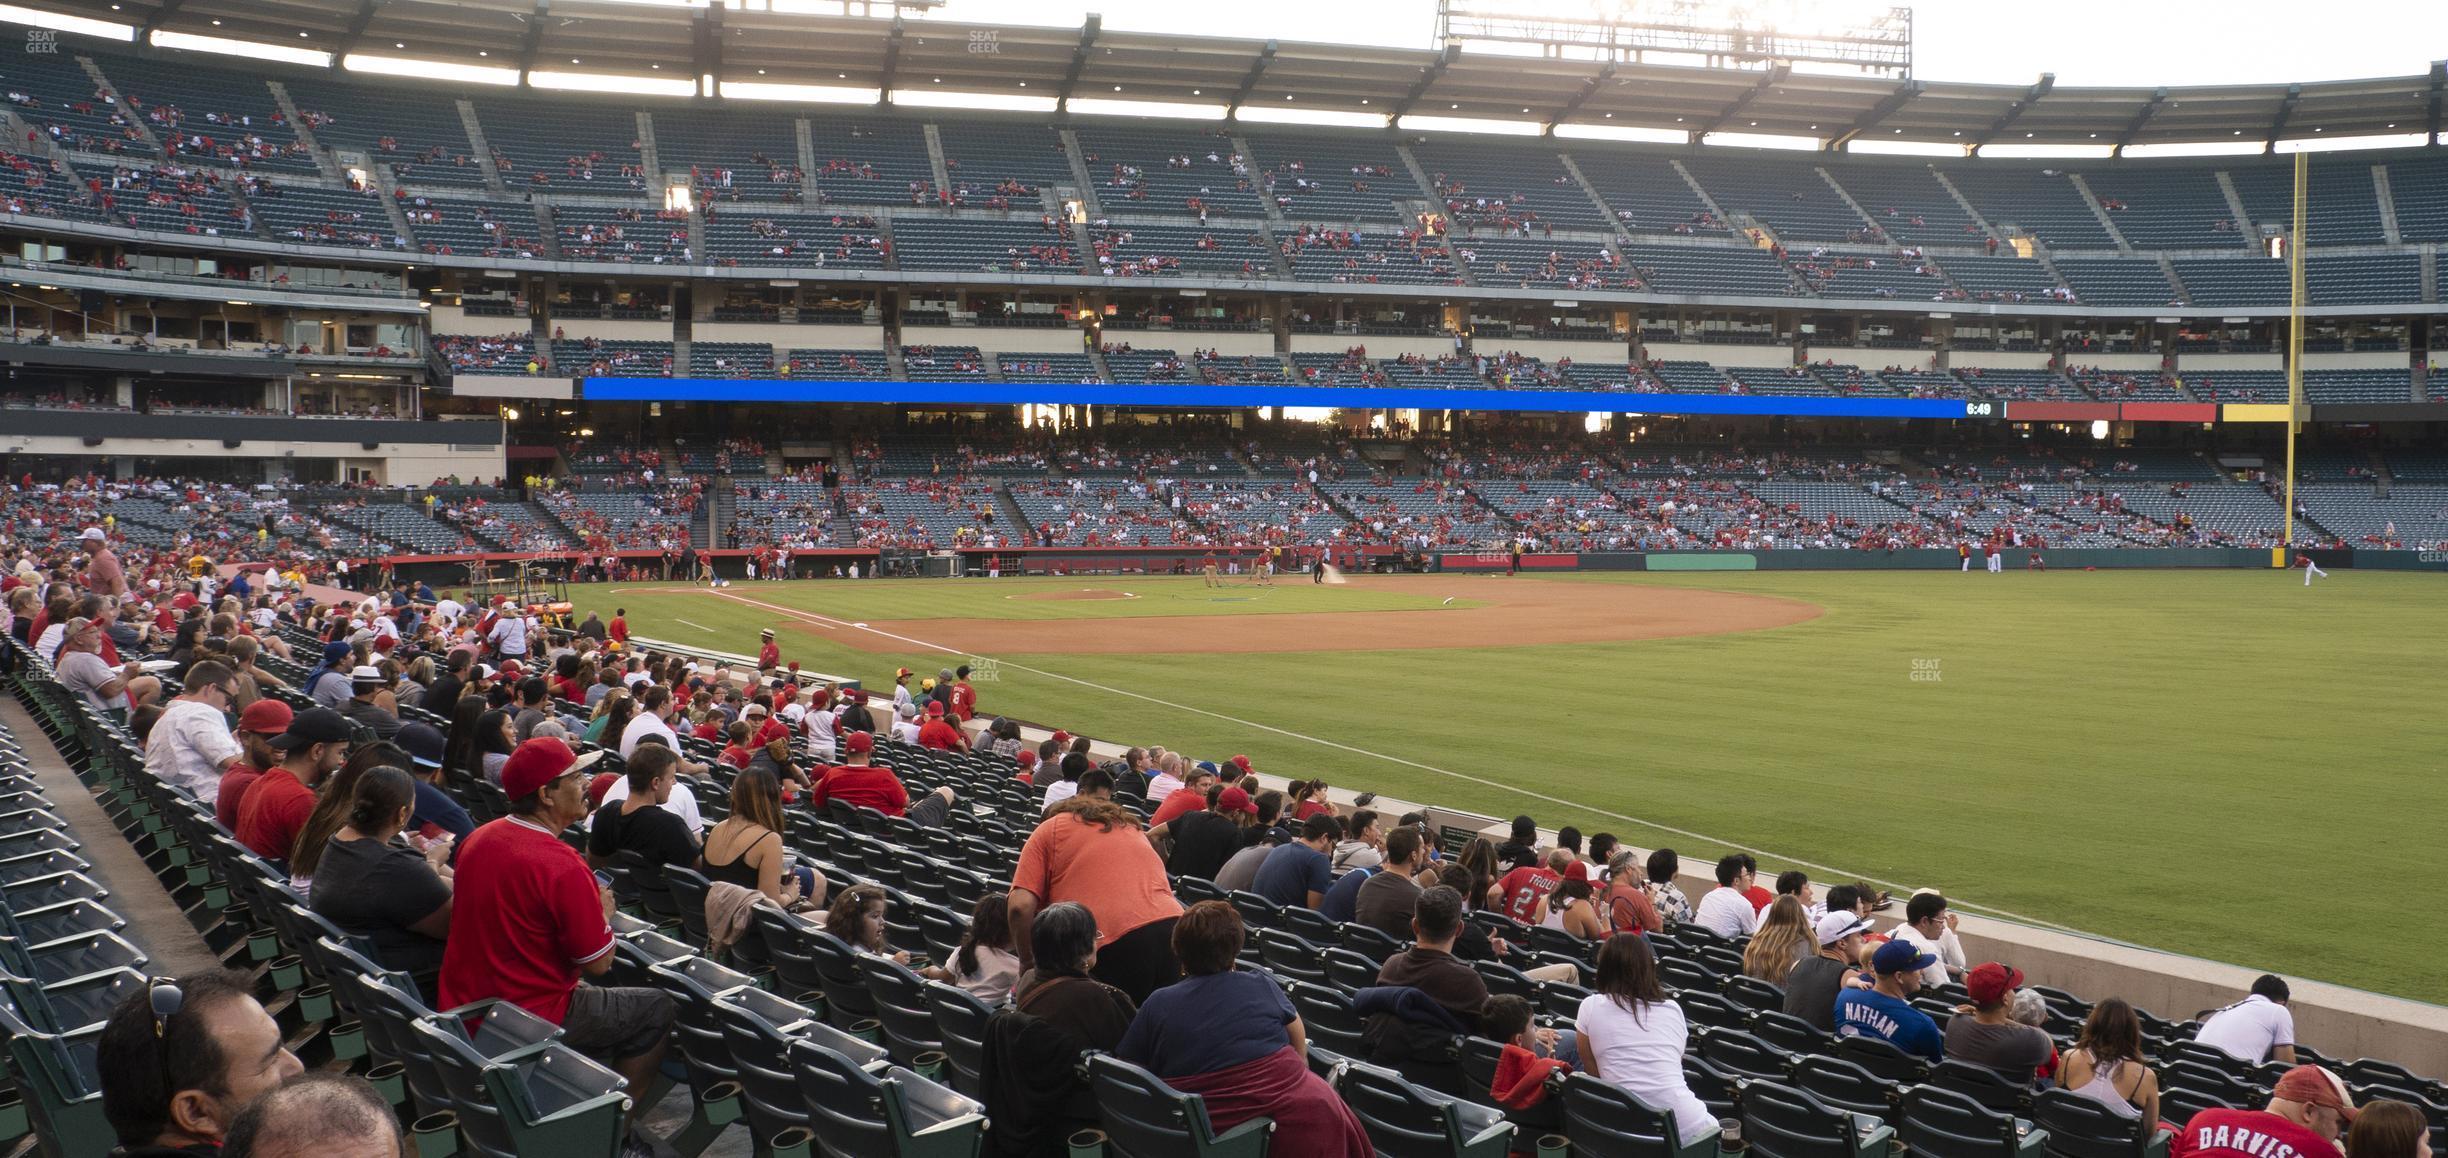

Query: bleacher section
[889,216,1076,273]
[1178,479,1354,545]
[1620,243,1796,296]
[2228,159,2388,245]
[552,338,675,377]
[2081,165,2245,250]
[1454,236,1631,291]
[1934,255,2065,303]
[1943,166,2116,249]
[1089,222,1272,279]
[2052,258,2179,306]
[651,107,804,203]
[285,78,489,189]
[399,195,543,258]
[1323,477,1508,546]
[993,352,1101,383]
[247,182,399,249]
[3,49,150,157]
[803,119,935,207]
[1074,126,1265,218]
[689,342,777,377]
[703,211,886,269]
[552,205,689,264]
[1006,479,1182,545]
[900,345,991,380]
[785,348,889,379]
[2387,154,2448,243]
[1414,141,1610,231]
[1279,227,1459,285]
[97,55,318,174]
[1834,164,1989,247]
[1681,155,1874,244]
[933,120,1074,205]
[1572,151,1724,236]
[471,96,643,190]
[1246,133,1417,223]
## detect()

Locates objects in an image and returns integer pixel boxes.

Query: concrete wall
[2176,353,2282,373]
[2303,351,2414,371]
[1138,329,1276,358]
[452,374,573,400]
[0,434,501,482]
[1655,342,1793,368]
[1956,350,2060,371]
[552,318,675,342]
[2060,354,2161,373]
[900,323,1082,354]
[1807,346,1941,371]
[1477,337,1633,364]
[695,322,883,352]
[1291,333,1457,360]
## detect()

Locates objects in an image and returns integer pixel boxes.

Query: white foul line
[673,618,716,633]
[692,587,2086,935]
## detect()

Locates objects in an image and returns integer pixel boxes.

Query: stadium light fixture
[1067,98,1227,121]
[1701,130,1820,150]
[152,30,332,68]
[722,80,878,104]
[1846,138,1957,157]
[2275,132,2428,153]
[1400,114,1542,136]
[1980,142,2113,158]
[894,89,1058,113]
[2122,141,2264,158]
[1555,123,1685,144]
[532,69,695,97]
[346,54,519,86]
[1236,106,1387,129]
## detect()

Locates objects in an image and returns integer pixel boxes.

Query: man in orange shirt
[1007,793,1186,1003]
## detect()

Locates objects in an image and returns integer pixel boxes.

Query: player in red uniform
[2297,553,2328,586]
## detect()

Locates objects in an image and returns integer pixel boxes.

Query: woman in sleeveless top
[699,767,819,908]
[2059,997,2160,1134]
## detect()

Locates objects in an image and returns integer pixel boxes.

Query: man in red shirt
[213,698,292,832]
[1148,764,1220,828]
[438,737,674,1122]
[1494,849,1565,925]
[233,708,352,862]
[915,702,964,751]
[755,628,781,673]
[2171,1065,2356,1158]
[809,731,956,827]
[608,608,629,647]
[79,526,127,597]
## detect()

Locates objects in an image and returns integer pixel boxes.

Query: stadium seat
[920,980,992,1097]
[2029,1087,2170,1158]
[1334,1057,1517,1158]
[1089,1052,1274,1158]
[1698,1026,1799,1082]
[0,1003,112,1158]
[855,954,947,1067]
[1744,1079,1897,1158]
[1899,1084,2049,1158]
[792,1036,989,1158]
[409,1020,632,1158]
[1835,1035,1930,1083]
[1288,981,1370,1058]
[1560,1070,1715,1158]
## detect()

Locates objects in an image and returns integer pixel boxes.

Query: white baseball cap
[1816,911,1874,946]
[79,527,106,542]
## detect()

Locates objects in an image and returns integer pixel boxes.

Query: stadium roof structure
[37,0,2448,154]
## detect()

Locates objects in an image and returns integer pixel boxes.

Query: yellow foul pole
[2283,150,2306,549]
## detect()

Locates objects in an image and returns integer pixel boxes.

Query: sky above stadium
[921,0,2448,87]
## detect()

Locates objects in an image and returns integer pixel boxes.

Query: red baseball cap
[1215,786,1258,815]
[237,699,294,736]
[499,737,603,801]
[1562,860,1598,885]
[1965,962,2024,1007]
[2272,1066,2358,1122]
[1230,755,1252,772]
[843,731,874,754]
[895,668,912,680]
[925,702,945,716]
[1015,749,1038,768]
[1051,730,1072,744]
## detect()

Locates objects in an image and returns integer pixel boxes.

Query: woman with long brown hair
[1742,895,1812,983]
[288,741,405,886]
[1457,836,1502,911]
[2348,1101,2434,1158]
[2058,997,2161,1133]
[700,766,816,908]
[1577,933,1718,1146]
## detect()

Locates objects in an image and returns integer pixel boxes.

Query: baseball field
[579,568,2448,1004]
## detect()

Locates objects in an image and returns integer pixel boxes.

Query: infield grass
[586,570,2448,1004]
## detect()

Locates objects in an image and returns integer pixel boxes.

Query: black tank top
[701,823,770,890]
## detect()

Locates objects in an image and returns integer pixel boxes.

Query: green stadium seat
[1742,1079,1896,1158]
[1333,1057,1516,1158]
[1088,1052,1272,1158]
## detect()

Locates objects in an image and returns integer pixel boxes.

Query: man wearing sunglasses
[143,660,246,801]
[97,971,303,1157]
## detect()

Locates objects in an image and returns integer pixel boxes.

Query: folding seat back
[1253,928,1328,986]
[1835,1035,1930,1083]
[0,1004,110,1158]
[2030,1087,2166,1158]
[1338,921,1405,964]
[1699,1026,1799,1082]
[921,979,993,1097]
[1752,1011,1835,1058]
[1335,1057,1515,1158]
[1560,1070,1713,1158]
[712,986,822,1144]
[1900,1083,2048,1158]
[1930,1059,2034,1114]
[1087,1052,1273,1158]
[791,1037,988,1158]
[855,953,945,1066]
[1724,975,1789,1013]
[647,952,757,1089]
[1792,1055,1902,1124]
[1742,1078,1894,1158]
[750,906,825,997]
[1286,981,1367,1057]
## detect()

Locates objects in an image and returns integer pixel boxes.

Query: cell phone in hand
[593,870,614,889]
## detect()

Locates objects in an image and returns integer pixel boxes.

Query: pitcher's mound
[1012,588,1136,602]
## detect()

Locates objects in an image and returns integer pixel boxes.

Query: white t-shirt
[619,712,681,760]
[144,698,244,799]
[593,778,704,834]
[56,649,121,712]
[1575,995,1718,1146]
[2193,994,2295,1063]
[1693,886,1761,939]
[1042,780,1080,812]
[802,708,837,752]
[1146,772,1183,805]
[1888,923,1961,990]
[487,613,528,656]
[433,598,464,627]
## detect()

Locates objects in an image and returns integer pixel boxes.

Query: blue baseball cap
[1872,939,1937,976]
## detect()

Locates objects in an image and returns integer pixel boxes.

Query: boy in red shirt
[809,732,957,827]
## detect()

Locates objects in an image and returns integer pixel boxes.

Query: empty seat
[1089,1052,1275,1158]
[1335,1058,1516,1158]
[793,1036,990,1158]
[1743,1078,1896,1158]
[2030,1087,2168,1158]
[1900,1084,2049,1158]
[1561,1070,1715,1158]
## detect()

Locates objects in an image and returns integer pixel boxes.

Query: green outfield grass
[602,577,1476,625]
[583,571,2448,1004]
